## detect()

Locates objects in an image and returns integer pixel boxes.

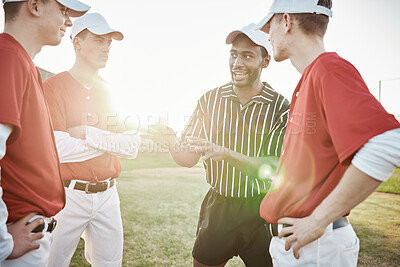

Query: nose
[233,56,244,67]
[65,16,72,27]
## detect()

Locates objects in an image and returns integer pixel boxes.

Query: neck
[69,60,99,88]
[233,79,264,105]
[288,35,326,74]
[4,21,43,59]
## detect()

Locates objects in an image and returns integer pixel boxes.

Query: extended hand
[142,124,177,150]
[7,213,45,259]
[277,216,327,259]
[186,137,231,161]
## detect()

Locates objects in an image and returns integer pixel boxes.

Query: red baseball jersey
[260,52,400,223]
[0,33,65,222]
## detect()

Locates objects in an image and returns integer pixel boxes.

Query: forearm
[54,131,104,163]
[225,150,279,179]
[86,127,141,159]
[311,164,381,228]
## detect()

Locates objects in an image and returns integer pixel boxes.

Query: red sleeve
[43,77,67,132]
[319,60,400,163]
[0,50,25,143]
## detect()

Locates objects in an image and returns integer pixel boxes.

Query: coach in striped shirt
[150,23,289,266]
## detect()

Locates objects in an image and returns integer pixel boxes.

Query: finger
[284,235,297,251]
[292,243,302,259]
[30,232,44,242]
[186,137,208,145]
[202,152,214,161]
[25,218,44,232]
[278,226,294,239]
[29,243,40,251]
[277,217,297,225]
[18,213,39,225]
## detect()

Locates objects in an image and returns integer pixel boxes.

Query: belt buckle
[84,183,93,194]
[47,218,57,233]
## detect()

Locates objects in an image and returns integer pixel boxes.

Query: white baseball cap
[226,23,272,56]
[71,13,124,41]
[2,0,90,17]
[254,0,333,30]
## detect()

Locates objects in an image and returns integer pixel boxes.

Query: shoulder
[0,37,28,74]
[311,52,362,81]
[43,72,71,97]
[199,82,232,103]
[0,34,19,56]
[262,82,290,109]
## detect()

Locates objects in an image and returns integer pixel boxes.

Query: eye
[230,53,238,59]
[245,55,253,59]
[60,8,68,16]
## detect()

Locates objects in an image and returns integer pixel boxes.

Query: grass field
[69,153,400,266]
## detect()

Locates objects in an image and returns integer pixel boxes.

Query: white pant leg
[270,224,359,267]
[2,231,52,267]
[82,186,123,267]
[47,188,92,267]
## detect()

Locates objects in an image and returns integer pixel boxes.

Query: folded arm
[65,125,141,160]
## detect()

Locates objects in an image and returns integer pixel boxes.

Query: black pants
[192,188,272,266]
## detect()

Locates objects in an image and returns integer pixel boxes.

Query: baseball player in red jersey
[44,13,141,267]
[254,0,400,265]
[0,0,89,266]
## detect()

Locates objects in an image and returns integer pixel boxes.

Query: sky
[1,0,400,133]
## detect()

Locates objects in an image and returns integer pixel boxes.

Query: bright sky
[1,0,399,132]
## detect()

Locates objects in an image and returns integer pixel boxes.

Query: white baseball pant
[47,185,123,267]
[269,223,359,267]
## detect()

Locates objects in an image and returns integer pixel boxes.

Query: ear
[283,13,294,34]
[73,37,81,51]
[262,54,271,69]
[26,0,42,17]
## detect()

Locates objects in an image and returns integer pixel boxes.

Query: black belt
[268,216,349,237]
[64,179,115,194]
[31,217,57,233]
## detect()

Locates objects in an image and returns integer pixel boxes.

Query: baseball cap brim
[254,13,274,31]
[87,26,124,41]
[226,23,272,55]
[2,0,90,17]
[254,0,333,31]
[57,0,90,17]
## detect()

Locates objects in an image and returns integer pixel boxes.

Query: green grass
[69,155,400,266]
[349,192,400,267]
[377,168,400,194]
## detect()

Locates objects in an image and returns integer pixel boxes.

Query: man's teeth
[235,72,247,78]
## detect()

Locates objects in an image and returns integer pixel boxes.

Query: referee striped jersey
[181,82,290,198]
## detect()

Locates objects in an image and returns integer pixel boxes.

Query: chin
[232,81,249,88]
[273,54,288,62]
[47,38,62,47]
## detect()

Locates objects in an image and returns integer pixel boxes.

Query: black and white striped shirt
[181,82,290,198]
